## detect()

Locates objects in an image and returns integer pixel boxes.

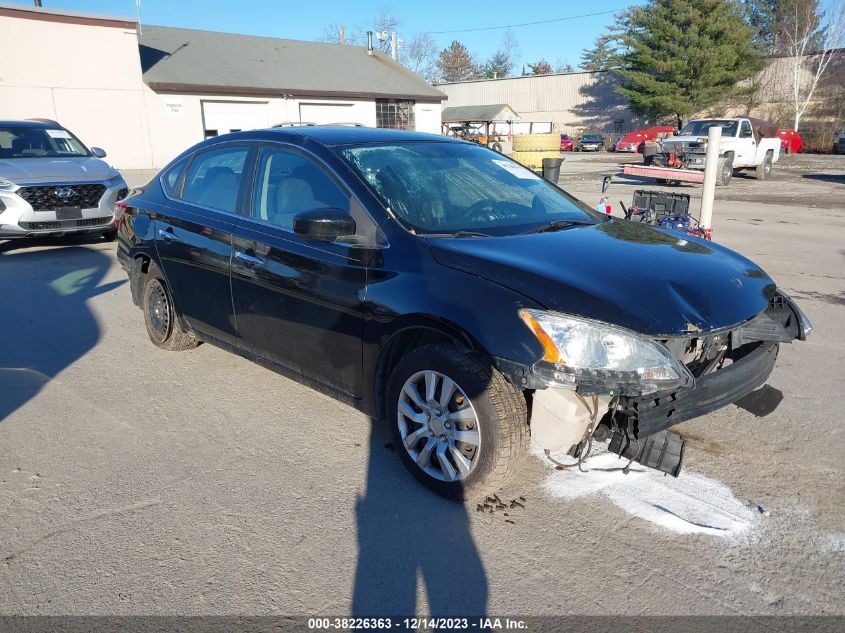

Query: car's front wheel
[386,344,528,500]
[141,265,198,351]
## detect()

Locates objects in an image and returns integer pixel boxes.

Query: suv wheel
[141,265,198,351]
[386,344,528,500]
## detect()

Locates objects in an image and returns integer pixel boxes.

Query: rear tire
[386,344,528,501]
[716,156,733,186]
[141,264,198,351]
[756,152,773,180]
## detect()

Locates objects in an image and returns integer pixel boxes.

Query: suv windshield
[680,120,738,137]
[0,125,90,159]
[582,135,602,141]
[339,142,600,236]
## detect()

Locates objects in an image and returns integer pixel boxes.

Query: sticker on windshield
[46,129,72,139]
[492,159,541,180]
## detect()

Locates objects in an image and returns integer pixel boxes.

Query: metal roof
[440,104,519,123]
[139,26,446,102]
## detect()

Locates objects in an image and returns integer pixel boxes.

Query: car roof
[0,120,62,128]
[233,126,453,147]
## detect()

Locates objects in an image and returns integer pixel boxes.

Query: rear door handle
[158,228,179,242]
[235,251,264,267]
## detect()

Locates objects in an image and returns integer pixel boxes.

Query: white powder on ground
[532,444,758,539]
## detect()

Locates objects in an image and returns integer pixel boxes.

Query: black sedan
[117,127,809,499]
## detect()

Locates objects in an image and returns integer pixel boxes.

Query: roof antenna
[135,0,142,35]
[367,31,373,56]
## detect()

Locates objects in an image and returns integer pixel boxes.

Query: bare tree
[317,7,399,52]
[782,1,845,130]
[555,58,574,73]
[402,33,438,83]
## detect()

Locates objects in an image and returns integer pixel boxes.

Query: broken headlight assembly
[519,309,694,395]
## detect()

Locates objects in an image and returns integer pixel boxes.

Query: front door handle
[158,228,179,242]
[235,251,264,268]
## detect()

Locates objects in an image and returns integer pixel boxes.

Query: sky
[9,0,639,72]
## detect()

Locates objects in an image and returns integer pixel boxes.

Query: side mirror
[293,207,355,242]
[90,147,107,158]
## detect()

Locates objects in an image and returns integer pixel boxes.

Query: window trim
[243,140,386,247]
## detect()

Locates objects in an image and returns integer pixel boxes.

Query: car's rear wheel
[716,156,733,186]
[386,344,528,500]
[141,266,198,351]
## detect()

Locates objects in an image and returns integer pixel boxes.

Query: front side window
[181,146,248,213]
[376,99,415,130]
[339,141,599,236]
[740,120,753,138]
[252,146,349,230]
[0,125,89,159]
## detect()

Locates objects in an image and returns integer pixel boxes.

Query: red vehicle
[614,125,675,153]
[560,134,574,151]
[778,128,803,154]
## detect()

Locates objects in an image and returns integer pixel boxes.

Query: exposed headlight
[0,178,18,192]
[519,309,694,395]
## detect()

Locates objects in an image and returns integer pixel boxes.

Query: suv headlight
[519,309,694,395]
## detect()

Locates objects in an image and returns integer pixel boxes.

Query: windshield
[582,135,602,142]
[0,125,90,159]
[680,120,738,137]
[338,141,600,236]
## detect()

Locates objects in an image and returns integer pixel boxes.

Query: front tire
[386,344,528,500]
[141,265,198,351]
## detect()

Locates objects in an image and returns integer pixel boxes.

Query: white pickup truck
[661,117,781,186]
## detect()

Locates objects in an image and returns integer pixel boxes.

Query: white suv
[0,120,127,240]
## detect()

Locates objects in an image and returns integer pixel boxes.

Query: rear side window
[182,146,248,213]
[161,159,186,196]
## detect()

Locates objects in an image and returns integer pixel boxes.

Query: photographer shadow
[352,418,488,617]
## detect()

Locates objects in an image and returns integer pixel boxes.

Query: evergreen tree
[580,34,618,71]
[437,41,481,82]
[614,0,764,128]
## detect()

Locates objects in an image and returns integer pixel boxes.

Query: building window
[376,99,415,130]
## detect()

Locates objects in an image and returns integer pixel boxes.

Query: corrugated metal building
[437,71,643,136]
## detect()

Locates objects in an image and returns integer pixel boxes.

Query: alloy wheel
[397,370,481,482]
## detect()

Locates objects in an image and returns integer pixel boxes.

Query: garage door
[299,102,356,125]
[202,101,269,138]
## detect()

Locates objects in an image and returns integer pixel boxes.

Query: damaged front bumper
[498,291,809,455]
[620,340,778,438]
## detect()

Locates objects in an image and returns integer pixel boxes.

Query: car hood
[0,157,120,184]
[428,220,775,336]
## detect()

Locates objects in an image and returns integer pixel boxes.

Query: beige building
[437,71,643,138]
[0,4,445,169]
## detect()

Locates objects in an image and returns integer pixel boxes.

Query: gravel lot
[1,152,843,617]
